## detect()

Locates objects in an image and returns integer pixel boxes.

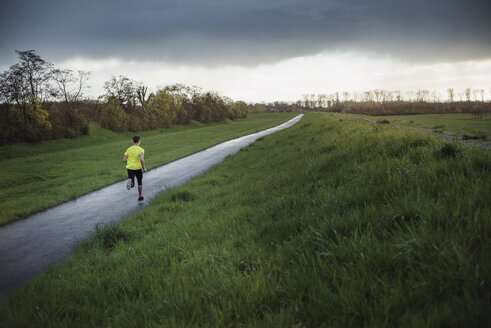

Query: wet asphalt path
[0,114,303,304]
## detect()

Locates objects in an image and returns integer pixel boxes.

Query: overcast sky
[1,0,490,102]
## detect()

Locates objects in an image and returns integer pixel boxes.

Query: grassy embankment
[1,112,490,327]
[0,113,297,226]
[352,113,491,145]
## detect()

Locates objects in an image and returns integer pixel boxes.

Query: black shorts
[127,169,143,186]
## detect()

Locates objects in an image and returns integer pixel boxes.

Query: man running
[123,136,147,201]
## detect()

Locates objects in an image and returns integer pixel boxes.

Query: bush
[436,143,461,159]
[147,90,177,129]
[462,134,486,140]
[0,102,90,144]
[96,98,129,132]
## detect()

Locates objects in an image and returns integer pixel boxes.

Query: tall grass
[0,113,296,225]
[1,113,489,327]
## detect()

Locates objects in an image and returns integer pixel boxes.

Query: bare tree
[52,69,90,106]
[394,90,401,102]
[308,94,316,108]
[317,93,327,108]
[334,92,340,105]
[363,91,373,102]
[465,88,471,102]
[384,90,394,102]
[0,66,28,107]
[405,91,415,102]
[0,50,52,121]
[342,91,350,103]
[353,91,360,103]
[446,88,454,102]
[472,89,479,102]
[301,94,309,108]
[374,89,382,103]
[103,75,136,111]
[416,89,429,102]
[136,82,151,108]
[430,91,440,103]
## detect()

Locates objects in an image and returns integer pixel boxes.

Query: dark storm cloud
[0,0,490,66]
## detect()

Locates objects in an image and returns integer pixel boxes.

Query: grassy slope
[0,113,296,226]
[1,113,490,327]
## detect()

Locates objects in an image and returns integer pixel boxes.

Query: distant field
[337,113,491,149]
[374,113,490,139]
[1,113,489,326]
[0,113,296,226]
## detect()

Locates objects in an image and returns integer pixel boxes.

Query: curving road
[0,114,303,304]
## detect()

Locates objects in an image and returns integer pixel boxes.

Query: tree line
[96,77,248,132]
[0,50,249,145]
[0,50,91,144]
[250,89,491,116]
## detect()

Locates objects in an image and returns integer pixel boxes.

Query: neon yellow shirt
[124,145,145,170]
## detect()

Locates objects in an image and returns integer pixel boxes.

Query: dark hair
[133,136,141,143]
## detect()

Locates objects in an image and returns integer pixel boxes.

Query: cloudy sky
[1,0,490,102]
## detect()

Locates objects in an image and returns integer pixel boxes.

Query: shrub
[436,143,461,159]
[96,97,129,132]
[462,134,486,140]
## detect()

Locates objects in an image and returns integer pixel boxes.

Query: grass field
[1,112,490,327]
[371,113,491,140]
[0,113,296,226]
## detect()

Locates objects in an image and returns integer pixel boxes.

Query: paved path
[0,114,303,304]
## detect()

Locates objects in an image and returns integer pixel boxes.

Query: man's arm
[140,153,147,172]
[123,155,128,163]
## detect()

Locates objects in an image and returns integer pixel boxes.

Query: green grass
[374,113,491,139]
[1,113,490,327]
[0,113,297,226]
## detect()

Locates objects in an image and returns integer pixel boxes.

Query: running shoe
[126,179,133,190]
[138,196,144,201]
